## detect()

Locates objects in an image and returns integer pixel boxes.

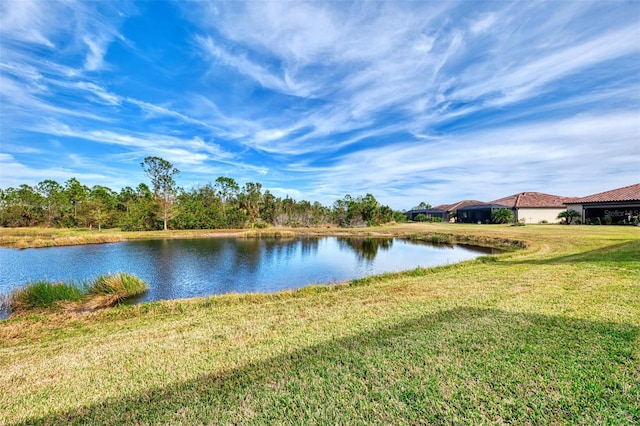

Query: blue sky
[1,0,639,209]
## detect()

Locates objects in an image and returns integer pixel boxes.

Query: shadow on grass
[501,240,640,266]
[15,308,639,425]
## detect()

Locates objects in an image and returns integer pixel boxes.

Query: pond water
[0,237,495,308]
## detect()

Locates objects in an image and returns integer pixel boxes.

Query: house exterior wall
[514,207,566,224]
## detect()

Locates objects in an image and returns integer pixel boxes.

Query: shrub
[604,215,613,225]
[557,209,580,225]
[393,211,408,223]
[491,208,514,224]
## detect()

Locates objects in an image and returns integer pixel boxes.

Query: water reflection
[337,237,393,261]
[0,237,495,310]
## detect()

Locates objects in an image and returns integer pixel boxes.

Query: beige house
[490,192,577,224]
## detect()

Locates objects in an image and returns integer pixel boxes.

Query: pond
[0,237,495,308]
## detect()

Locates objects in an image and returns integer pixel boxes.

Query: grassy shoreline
[1,224,638,424]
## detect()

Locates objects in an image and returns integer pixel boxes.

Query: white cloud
[0,74,112,123]
[211,1,344,66]
[127,98,210,128]
[0,0,57,48]
[453,25,640,107]
[1,0,126,72]
[470,13,498,34]
[0,153,109,188]
[1,143,43,154]
[75,81,122,105]
[83,35,108,71]
[196,36,302,96]
[34,122,233,168]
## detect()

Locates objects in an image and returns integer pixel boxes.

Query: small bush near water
[88,273,148,297]
[2,281,85,312]
[85,273,149,309]
[2,273,148,315]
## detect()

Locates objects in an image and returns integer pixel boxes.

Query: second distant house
[456,203,508,224]
[433,200,485,222]
[405,200,485,222]
[404,207,448,222]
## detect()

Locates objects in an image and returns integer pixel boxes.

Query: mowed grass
[0,224,638,424]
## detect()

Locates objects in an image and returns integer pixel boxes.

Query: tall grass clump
[86,273,148,300]
[430,233,452,244]
[2,280,84,313]
[3,272,148,315]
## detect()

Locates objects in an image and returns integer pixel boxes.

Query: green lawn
[1,224,638,424]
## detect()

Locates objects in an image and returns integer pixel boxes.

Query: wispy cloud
[0,0,58,48]
[0,153,110,189]
[0,0,129,70]
[197,36,297,96]
[282,111,640,206]
[0,73,112,124]
[37,122,232,167]
[74,81,122,106]
[193,1,638,127]
[450,25,640,108]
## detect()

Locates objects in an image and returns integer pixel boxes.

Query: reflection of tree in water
[238,237,321,272]
[403,239,453,250]
[337,237,393,261]
[262,237,320,261]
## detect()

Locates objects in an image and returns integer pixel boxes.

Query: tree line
[0,157,406,230]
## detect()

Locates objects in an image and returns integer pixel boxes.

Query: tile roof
[457,203,509,210]
[571,183,640,203]
[434,200,485,211]
[489,192,574,208]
